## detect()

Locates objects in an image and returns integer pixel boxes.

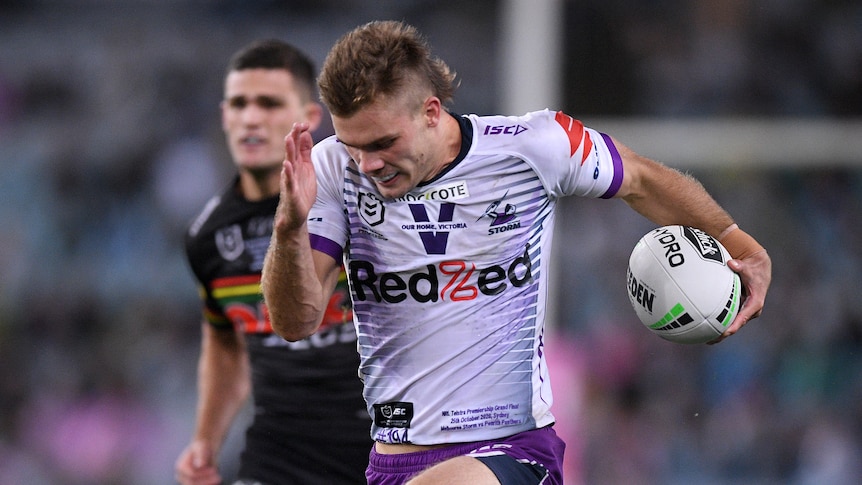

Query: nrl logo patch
[373,401,413,428]
[359,192,385,226]
[215,224,244,261]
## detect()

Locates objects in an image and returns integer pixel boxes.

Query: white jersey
[308,109,623,444]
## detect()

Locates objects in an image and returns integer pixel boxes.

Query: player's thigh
[405,455,499,485]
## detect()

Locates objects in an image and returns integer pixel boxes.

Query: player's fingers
[175,472,221,485]
[175,466,221,485]
[709,316,744,344]
[283,132,297,165]
[288,122,309,153]
[175,441,222,485]
[709,285,760,344]
[728,254,770,318]
[298,126,314,153]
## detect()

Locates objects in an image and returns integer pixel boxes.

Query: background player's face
[332,92,444,199]
[222,68,309,174]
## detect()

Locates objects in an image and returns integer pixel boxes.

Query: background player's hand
[709,250,772,344]
[275,122,318,233]
[175,440,221,485]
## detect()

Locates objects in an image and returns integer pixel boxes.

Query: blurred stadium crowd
[0,1,859,484]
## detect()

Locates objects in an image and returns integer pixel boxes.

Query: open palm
[276,122,317,232]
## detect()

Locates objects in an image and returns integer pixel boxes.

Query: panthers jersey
[307,109,623,445]
[185,180,371,484]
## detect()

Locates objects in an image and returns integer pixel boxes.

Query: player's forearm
[193,326,250,448]
[620,153,734,238]
[261,224,327,341]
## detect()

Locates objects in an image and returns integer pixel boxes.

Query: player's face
[332,94,445,199]
[222,69,309,174]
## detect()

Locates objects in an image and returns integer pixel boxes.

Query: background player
[262,21,771,485]
[175,39,370,485]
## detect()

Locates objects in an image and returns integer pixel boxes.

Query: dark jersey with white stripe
[186,178,371,484]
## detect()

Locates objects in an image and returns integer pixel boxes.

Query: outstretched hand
[275,122,318,234]
[709,250,772,344]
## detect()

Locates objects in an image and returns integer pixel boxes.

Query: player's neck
[428,112,463,177]
[441,111,462,162]
[238,168,280,201]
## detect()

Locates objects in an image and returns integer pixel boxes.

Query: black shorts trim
[475,454,549,485]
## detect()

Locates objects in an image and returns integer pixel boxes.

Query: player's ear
[304,101,324,133]
[423,96,443,127]
[220,100,229,132]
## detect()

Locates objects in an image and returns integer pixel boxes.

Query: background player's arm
[611,136,771,341]
[175,323,250,485]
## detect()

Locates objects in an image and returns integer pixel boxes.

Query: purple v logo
[409,203,455,255]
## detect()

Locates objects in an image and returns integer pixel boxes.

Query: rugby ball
[626,225,741,344]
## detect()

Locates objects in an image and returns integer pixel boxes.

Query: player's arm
[263,237,342,341]
[175,322,250,485]
[612,137,772,342]
[262,122,341,341]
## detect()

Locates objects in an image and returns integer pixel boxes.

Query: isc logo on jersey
[349,244,534,303]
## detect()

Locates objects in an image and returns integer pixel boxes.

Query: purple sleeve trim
[310,234,343,261]
[599,132,624,199]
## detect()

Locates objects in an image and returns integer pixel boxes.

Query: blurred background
[0,1,860,484]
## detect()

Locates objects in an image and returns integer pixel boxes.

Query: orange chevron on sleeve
[554,110,593,165]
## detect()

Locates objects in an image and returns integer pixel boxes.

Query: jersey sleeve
[544,110,623,199]
[184,236,233,330]
[196,282,233,329]
[307,136,350,260]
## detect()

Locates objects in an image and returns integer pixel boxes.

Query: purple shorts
[366,426,565,485]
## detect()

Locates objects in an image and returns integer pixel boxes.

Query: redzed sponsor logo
[349,244,534,303]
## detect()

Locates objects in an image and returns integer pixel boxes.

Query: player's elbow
[269,309,321,342]
[277,330,314,342]
[275,329,312,342]
[271,322,316,342]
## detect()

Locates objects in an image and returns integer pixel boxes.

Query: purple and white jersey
[308,109,623,444]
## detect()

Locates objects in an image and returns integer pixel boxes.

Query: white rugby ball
[626,225,741,344]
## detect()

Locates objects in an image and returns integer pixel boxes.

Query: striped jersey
[308,109,623,445]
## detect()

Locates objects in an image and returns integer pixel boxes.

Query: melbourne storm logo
[479,191,521,235]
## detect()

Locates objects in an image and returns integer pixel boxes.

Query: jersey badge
[479,191,521,236]
[215,224,244,261]
[359,192,385,226]
[374,401,414,429]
